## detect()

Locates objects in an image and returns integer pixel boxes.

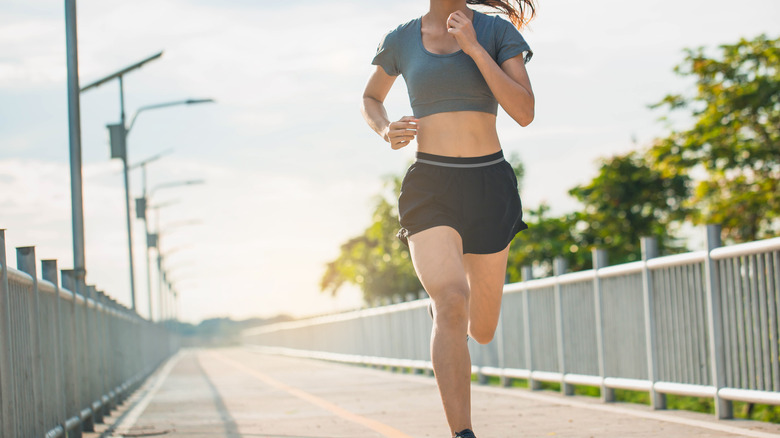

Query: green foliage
[734,402,780,423]
[320,175,422,304]
[614,388,650,405]
[568,151,690,264]
[666,394,714,414]
[506,204,586,280]
[650,34,780,242]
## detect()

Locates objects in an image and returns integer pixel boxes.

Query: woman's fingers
[447,11,467,26]
[387,115,418,149]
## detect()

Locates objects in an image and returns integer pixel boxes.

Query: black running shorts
[396,150,528,254]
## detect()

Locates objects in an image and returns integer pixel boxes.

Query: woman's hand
[382,116,419,149]
[447,10,482,57]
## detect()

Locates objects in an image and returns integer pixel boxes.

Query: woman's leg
[463,243,511,344]
[408,226,472,434]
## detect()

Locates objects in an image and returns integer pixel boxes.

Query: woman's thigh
[462,243,511,343]
[408,226,469,303]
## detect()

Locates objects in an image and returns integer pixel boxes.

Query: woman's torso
[416,111,501,157]
[373,10,526,157]
[416,11,501,157]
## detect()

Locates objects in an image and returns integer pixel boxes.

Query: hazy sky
[1,0,778,324]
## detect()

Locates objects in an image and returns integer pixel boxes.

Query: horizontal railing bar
[6,265,33,282]
[8,261,131,321]
[710,237,780,260]
[531,371,563,383]
[521,277,558,290]
[557,270,595,285]
[647,251,706,269]
[598,261,643,278]
[63,416,81,434]
[603,377,652,392]
[45,424,64,438]
[244,300,428,335]
[479,366,505,377]
[564,373,603,387]
[503,368,531,379]
[654,382,717,398]
[718,388,780,405]
[9,266,139,321]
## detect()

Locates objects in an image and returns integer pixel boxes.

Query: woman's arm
[447,11,535,127]
[361,66,419,149]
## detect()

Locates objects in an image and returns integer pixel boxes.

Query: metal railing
[0,229,180,437]
[243,225,780,420]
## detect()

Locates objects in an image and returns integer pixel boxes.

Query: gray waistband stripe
[415,157,505,168]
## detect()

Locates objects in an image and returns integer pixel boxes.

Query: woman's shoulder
[380,16,420,42]
[474,10,518,35]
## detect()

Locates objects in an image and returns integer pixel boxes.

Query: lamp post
[156,221,200,324]
[80,52,163,312]
[144,180,204,321]
[81,53,214,313]
[130,150,171,320]
[144,201,176,322]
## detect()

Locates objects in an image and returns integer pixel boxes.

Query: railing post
[704,224,732,419]
[96,290,112,415]
[592,248,613,402]
[17,247,46,436]
[42,259,68,433]
[61,269,83,438]
[86,284,105,424]
[79,283,103,432]
[521,266,540,390]
[641,237,665,410]
[496,304,509,387]
[0,230,18,438]
[554,257,574,395]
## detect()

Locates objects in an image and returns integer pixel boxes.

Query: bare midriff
[416,111,501,158]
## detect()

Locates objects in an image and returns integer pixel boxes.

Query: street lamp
[127,99,215,134]
[141,179,204,321]
[155,218,201,323]
[130,150,171,320]
[81,52,214,313]
[80,52,163,312]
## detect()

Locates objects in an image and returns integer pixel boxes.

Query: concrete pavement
[88,346,780,438]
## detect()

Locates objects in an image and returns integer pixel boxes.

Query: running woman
[361,0,535,436]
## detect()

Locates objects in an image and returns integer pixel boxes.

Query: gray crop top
[371,10,532,118]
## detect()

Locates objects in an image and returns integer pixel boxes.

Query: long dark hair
[467,0,536,28]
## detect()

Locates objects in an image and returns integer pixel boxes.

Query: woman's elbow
[514,105,534,127]
[519,93,535,126]
[518,108,534,127]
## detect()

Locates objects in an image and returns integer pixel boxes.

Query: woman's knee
[430,282,470,324]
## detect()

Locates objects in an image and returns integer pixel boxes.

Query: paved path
[91,346,780,438]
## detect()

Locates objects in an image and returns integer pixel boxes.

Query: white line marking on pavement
[108,349,186,437]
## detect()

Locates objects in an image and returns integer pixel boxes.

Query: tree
[506,204,585,281]
[650,34,780,242]
[568,151,690,264]
[320,175,421,305]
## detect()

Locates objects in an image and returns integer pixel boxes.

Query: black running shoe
[454,429,476,438]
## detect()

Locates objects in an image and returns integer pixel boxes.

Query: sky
[1,0,778,324]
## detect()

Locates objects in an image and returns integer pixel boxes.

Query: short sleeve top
[371,10,532,118]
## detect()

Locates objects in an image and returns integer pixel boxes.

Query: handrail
[0,230,180,438]
[244,228,780,421]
